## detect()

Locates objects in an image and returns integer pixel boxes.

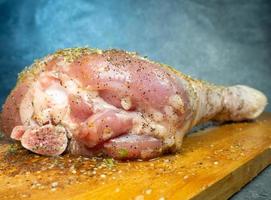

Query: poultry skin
[0,48,267,159]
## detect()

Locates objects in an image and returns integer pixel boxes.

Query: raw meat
[0,48,267,159]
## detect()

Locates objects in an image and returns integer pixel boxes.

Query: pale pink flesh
[65,52,187,112]
[70,135,163,160]
[75,110,133,148]
[103,134,163,160]
[69,94,93,123]
[10,125,26,140]
[1,50,191,159]
[20,125,68,156]
[1,82,30,135]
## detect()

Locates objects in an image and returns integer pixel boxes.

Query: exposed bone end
[121,97,132,110]
[169,94,184,113]
[216,85,268,121]
[236,85,268,119]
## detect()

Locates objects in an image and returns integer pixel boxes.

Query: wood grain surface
[0,113,270,200]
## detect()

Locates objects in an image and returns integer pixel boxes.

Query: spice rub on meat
[0,48,267,159]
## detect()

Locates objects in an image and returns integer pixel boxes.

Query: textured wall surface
[0,0,270,199]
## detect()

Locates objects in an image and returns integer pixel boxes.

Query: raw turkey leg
[0,48,267,160]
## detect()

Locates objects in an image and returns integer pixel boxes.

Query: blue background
[0,0,270,199]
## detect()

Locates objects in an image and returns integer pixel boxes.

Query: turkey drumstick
[0,48,267,159]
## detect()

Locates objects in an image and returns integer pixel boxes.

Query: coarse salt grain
[134,195,144,200]
[145,189,152,195]
[51,182,58,188]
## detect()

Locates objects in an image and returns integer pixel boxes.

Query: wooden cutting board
[0,113,271,200]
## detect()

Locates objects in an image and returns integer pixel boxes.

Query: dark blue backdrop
[0,0,270,199]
